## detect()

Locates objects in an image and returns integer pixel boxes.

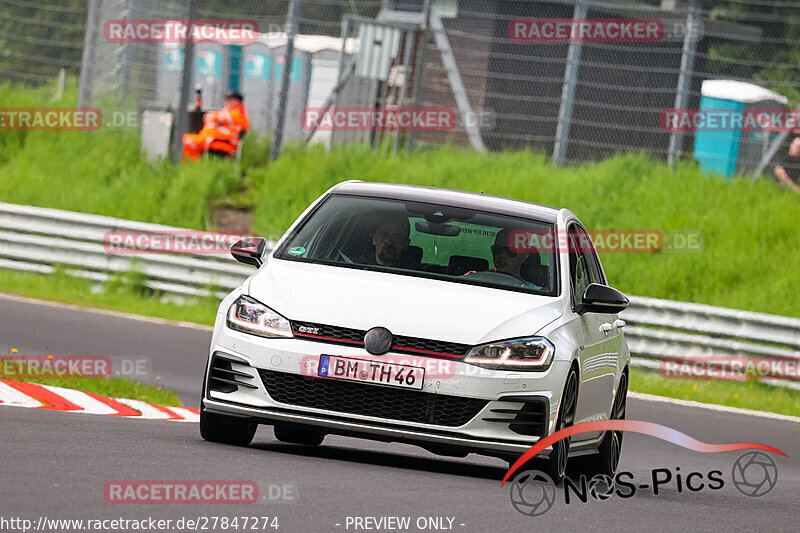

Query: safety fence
[1,201,798,389]
[4,0,799,173]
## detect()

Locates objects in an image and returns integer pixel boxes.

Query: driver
[491,228,529,277]
[359,214,419,268]
[490,228,544,289]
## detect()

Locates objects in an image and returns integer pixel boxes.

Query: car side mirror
[231,237,267,267]
[575,283,629,315]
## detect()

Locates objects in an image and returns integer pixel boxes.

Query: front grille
[259,369,488,427]
[291,321,472,358]
[293,322,363,344]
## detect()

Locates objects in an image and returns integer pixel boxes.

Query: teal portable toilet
[694,80,788,177]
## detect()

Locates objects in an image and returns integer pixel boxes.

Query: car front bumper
[203,322,570,458]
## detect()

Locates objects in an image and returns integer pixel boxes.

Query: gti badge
[364,327,393,355]
[298,326,319,334]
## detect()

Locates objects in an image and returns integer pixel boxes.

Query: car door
[580,227,625,389]
[568,224,621,438]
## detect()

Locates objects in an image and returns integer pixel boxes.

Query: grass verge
[630,367,800,417]
[0,268,218,326]
[252,144,800,318]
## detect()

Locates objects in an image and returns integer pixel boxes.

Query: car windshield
[275,194,559,296]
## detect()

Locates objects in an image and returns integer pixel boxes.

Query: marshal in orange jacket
[183,97,249,160]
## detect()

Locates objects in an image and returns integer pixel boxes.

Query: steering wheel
[489,269,528,283]
[463,269,528,286]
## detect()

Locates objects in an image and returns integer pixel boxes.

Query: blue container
[693,96,744,178]
[693,80,788,178]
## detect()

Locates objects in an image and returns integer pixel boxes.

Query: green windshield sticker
[287,246,306,256]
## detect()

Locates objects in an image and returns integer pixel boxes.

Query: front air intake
[209,354,258,393]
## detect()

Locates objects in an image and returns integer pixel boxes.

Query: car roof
[330,181,560,223]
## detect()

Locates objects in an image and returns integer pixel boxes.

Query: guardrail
[0,202,258,300]
[1,202,798,389]
[621,297,800,390]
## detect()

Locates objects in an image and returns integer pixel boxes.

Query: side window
[568,224,583,307]
[569,223,603,308]
[575,226,605,285]
[574,255,590,304]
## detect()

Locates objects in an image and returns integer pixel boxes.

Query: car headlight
[226,295,293,338]
[463,337,555,371]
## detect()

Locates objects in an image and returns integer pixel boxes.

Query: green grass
[630,367,800,417]
[250,143,800,317]
[0,268,218,326]
[3,80,799,315]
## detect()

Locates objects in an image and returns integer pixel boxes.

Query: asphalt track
[1,293,798,532]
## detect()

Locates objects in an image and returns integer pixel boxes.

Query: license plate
[317,355,425,390]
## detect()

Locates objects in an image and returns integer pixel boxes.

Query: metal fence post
[406,0,432,155]
[77,0,101,108]
[552,0,587,167]
[327,16,352,148]
[667,0,700,167]
[270,0,302,161]
[392,31,416,155]
[171,0,197,164]
[430,11,486,153]
[120,0,138,98]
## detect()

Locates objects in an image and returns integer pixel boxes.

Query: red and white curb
[0,379,199,422]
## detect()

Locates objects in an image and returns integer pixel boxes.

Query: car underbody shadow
[248,436,509,481]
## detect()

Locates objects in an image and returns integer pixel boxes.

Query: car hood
[246,258,563,345]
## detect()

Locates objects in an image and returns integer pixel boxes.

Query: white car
[201,181,630,480]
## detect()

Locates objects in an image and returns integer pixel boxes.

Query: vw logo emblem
[364,327,393,355]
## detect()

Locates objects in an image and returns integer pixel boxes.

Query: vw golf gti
[201,181,630,480]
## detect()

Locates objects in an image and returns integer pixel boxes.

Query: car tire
[510,366,578,484]
[199,403,257,446]
[274,423,325,446]
[568,369,627,479]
